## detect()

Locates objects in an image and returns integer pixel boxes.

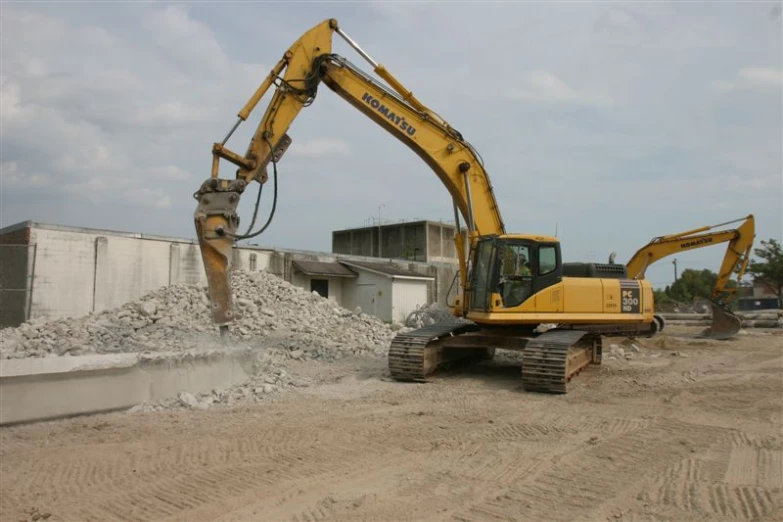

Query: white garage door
[392,280,429,323]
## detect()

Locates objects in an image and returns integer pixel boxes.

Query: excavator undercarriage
[388,321,656,394]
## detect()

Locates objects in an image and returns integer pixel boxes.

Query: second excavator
[194,18,716,394]
[625,215,756,340]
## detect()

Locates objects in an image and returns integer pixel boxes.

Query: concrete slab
[0,353,139,378]
[0,349,255,426]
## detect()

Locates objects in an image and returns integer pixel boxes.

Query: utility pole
[377,206,381,258]
[672,258,678,282]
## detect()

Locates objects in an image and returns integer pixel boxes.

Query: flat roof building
[331,219,459,265]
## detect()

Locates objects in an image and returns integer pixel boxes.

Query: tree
[653,288,677,311]
[666,268,718,302]
[746,238,783,307]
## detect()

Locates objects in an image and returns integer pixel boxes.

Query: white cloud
[0,5,269,224]
[714,67,783,92]
[505,70,613,106]
[141,5,231,75]
[127,188,172,209]
[0,77,22,121]
[134,101,218,127]
[288,138,352,158]
[1,162,52,188]
[145,166,191,181]
[593,7,642,33]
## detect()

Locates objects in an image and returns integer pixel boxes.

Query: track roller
[521,329,600,394]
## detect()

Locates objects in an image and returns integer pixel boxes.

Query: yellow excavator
[624,215,756,340]
[195,18,672,393]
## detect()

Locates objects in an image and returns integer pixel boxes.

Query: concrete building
[0,221,457,328]
[338,260,433,323]
[331,220,460,264]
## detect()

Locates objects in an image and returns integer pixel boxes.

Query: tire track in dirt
[635,431,783,521]
[471,422,570,441]
[189,442,448,522]
[285,413,658,522]
[447,419,731,522]
[48,439,393,522]
[162,408,514,522]
[1,421,403,522]
[642,458,713,516]
[726,446,783,486]
[706,484,780,520]
[264,438,550,522]
[210,411,578,522]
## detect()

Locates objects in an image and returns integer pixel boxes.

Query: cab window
[539,245,557,275]
[498,244,531,276]
[496,242,532,308]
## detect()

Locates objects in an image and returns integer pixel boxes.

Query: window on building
[310,279,328,298]
[249,254,257,271]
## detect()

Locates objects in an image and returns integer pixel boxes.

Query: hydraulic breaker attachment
[193,177,247,326]
[699,302,742,340]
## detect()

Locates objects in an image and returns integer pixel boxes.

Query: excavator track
[521,329,597,394]
[388,323,480,381]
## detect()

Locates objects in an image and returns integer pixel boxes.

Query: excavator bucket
[698,302,742,340]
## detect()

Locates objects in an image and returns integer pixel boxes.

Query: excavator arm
[625,214,755,338]
[193,18,505,327]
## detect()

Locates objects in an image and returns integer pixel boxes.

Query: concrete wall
[24,228,271,319]
[169,243,208,285]
[0,221,460,328]
[28,227,99,319]
[432,263,460,307]
[291,271,345,305]
[92,233,171,312]
[427,222,458,264]
[0,226,33,327]
[341,270,392,319]
[332,220,455,264]
[231,248,273,276]
[332,228,377,258]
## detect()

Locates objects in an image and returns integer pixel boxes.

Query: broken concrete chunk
[178,392,200,409]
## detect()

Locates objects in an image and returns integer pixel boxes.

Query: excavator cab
[467,236,562,312]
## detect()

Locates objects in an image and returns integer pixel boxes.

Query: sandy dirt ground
[2,326,782,522]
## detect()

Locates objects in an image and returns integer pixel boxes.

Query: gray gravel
[0,270,411,361]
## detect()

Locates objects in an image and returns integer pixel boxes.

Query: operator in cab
[498,243,532,307]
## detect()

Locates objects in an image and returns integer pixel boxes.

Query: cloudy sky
[2,2,781,289]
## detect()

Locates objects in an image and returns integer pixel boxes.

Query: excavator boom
[625,215,755,339]
[194,18,505,326]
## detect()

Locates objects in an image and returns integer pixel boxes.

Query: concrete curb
[0,349,255,426]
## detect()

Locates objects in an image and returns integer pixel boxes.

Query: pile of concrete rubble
[0,270,409,361]
[404,302,470,328]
